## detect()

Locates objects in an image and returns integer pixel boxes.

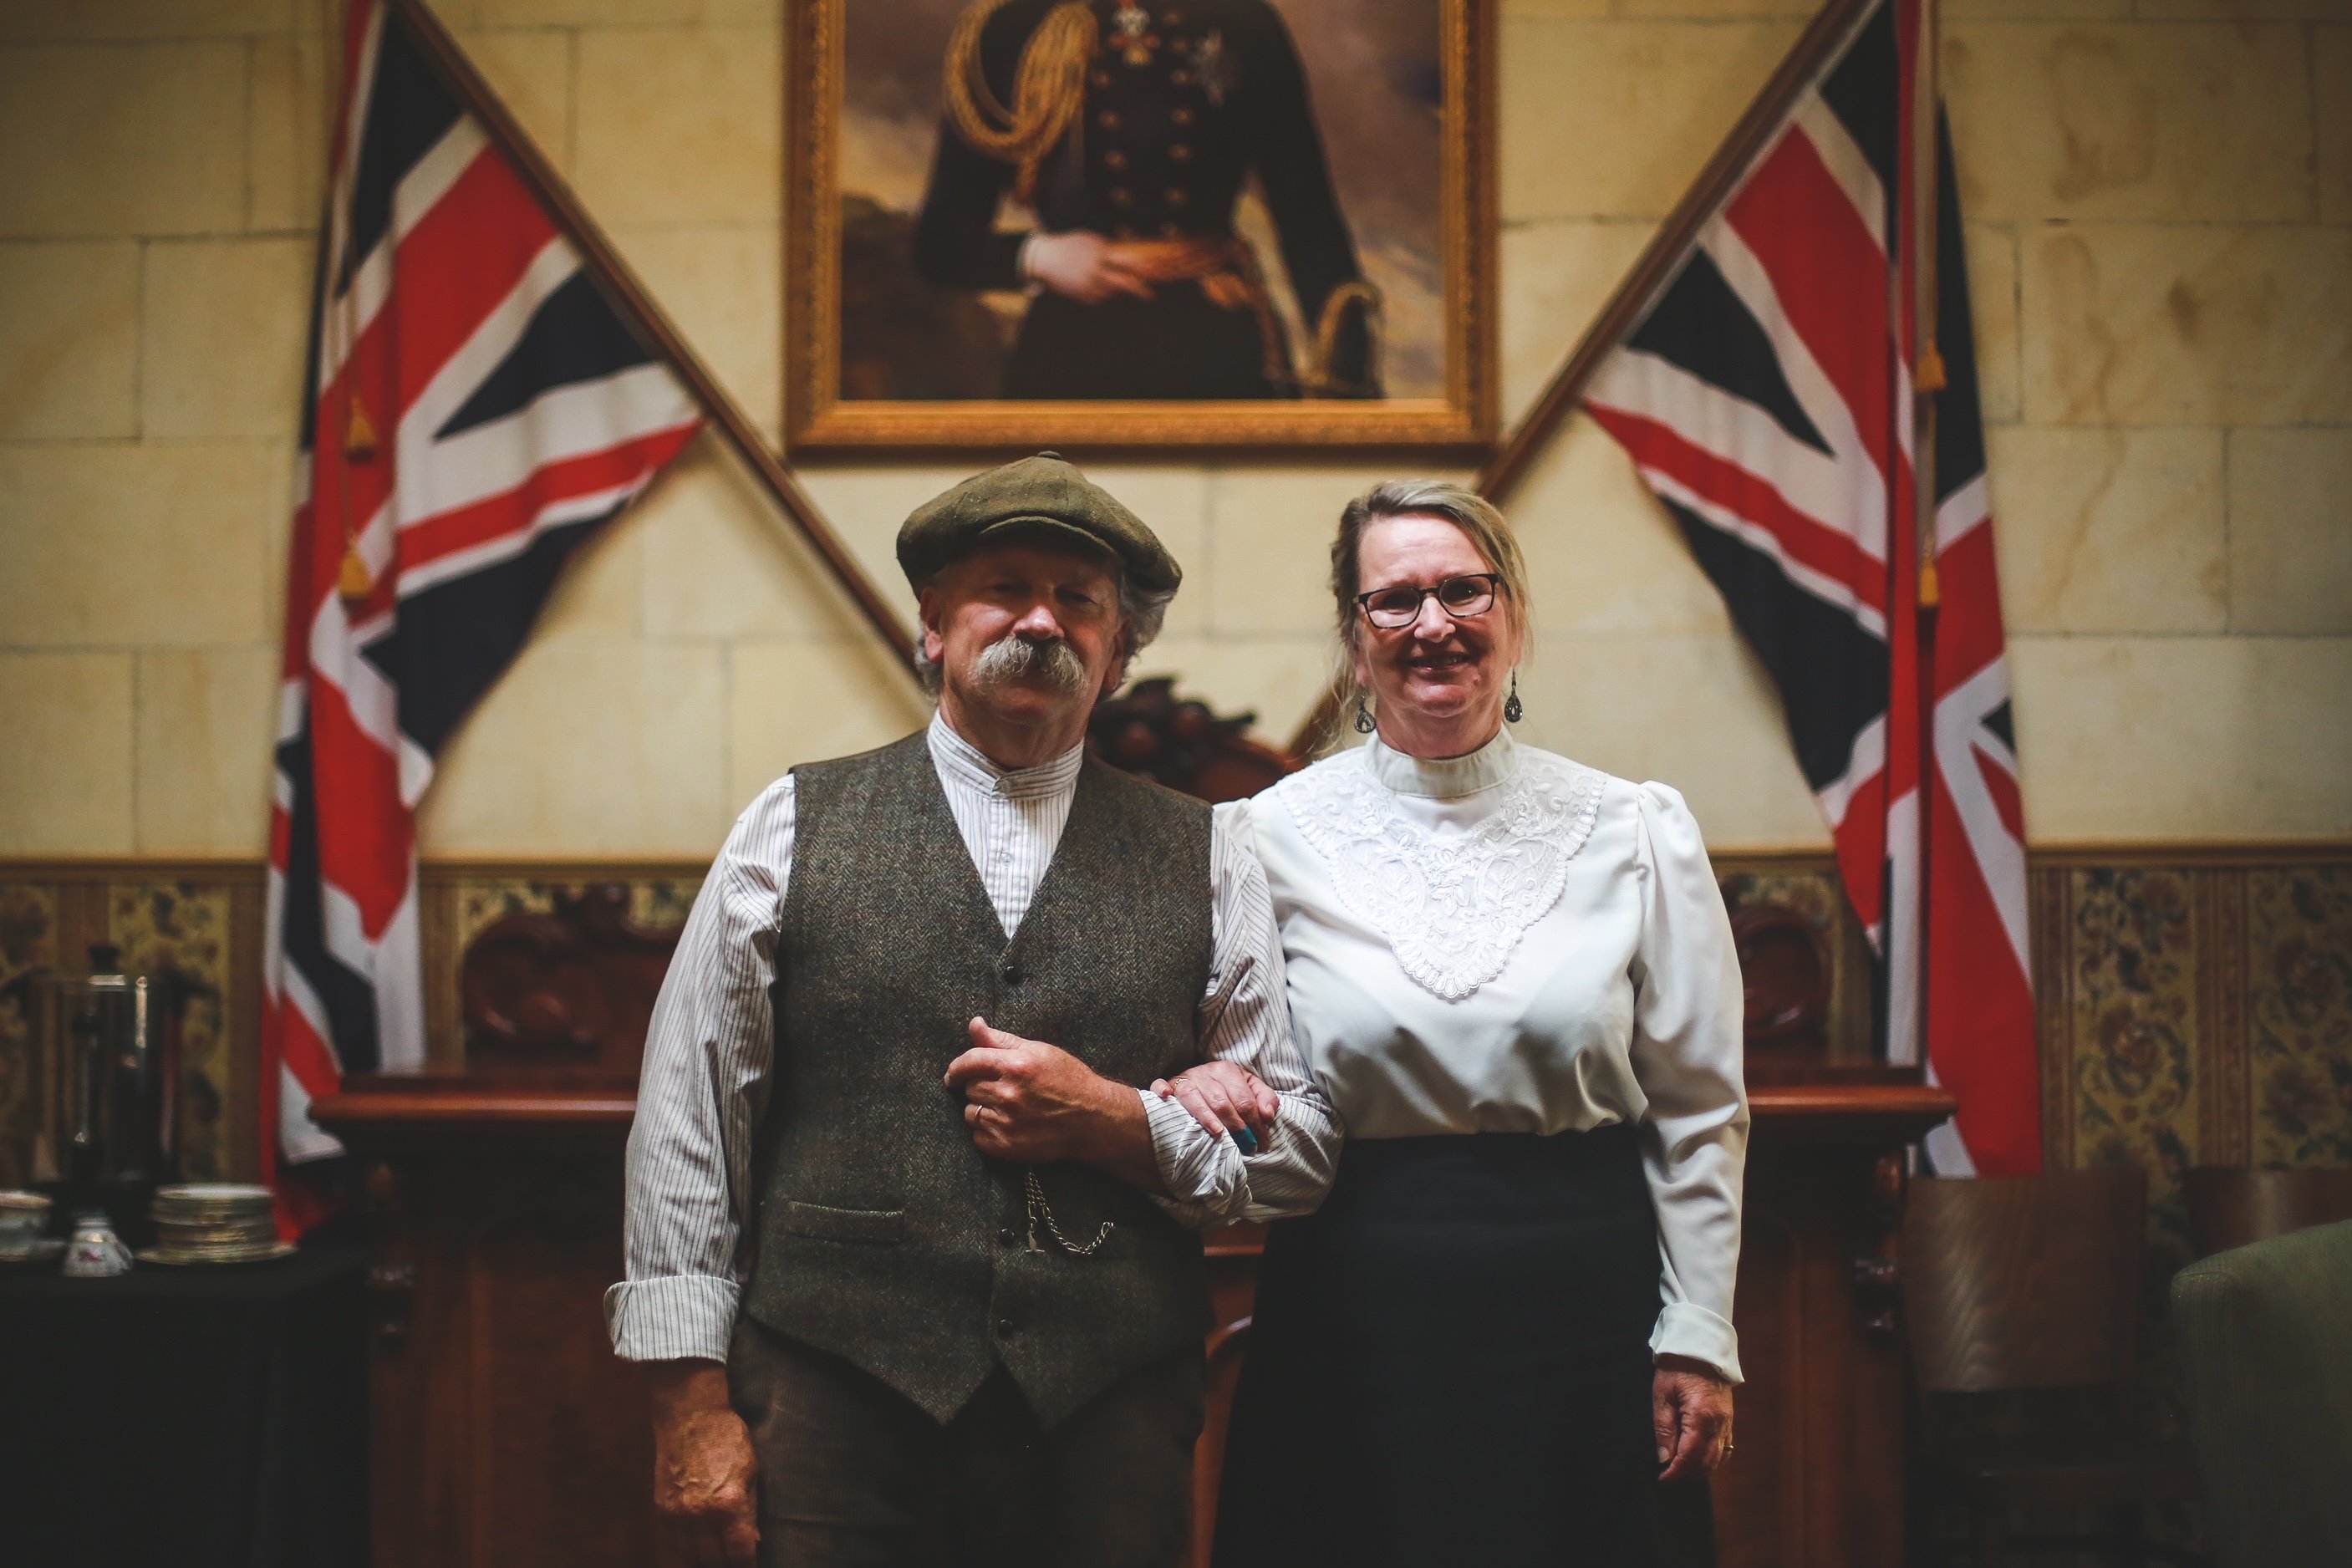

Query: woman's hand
[1652,1354,1733,1481]
[1151,1061,1280,1153]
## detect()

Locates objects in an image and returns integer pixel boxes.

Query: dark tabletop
[0,1244,368,1568]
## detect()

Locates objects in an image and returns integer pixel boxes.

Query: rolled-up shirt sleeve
[1627,781,1750,1384]
[1143,811,1342,1228]
[604,778,795,1364]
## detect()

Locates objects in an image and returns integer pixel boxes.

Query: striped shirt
[606,711,1341,1363]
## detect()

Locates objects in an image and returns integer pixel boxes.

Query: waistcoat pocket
[781,1199,907,1245]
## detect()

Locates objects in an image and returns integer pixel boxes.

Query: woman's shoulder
[1216,745,1351,837]
[1511,743,1692,810]
[1511,746,1708,860]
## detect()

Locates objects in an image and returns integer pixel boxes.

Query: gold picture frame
[785,0,1495,454]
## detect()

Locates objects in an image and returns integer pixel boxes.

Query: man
[914,0,1381,400]
[607,453,1340,1568]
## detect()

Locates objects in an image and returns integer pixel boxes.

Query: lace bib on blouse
[1275,741,1603,1000]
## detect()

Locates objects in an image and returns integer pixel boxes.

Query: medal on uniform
[1113,3,1152,67]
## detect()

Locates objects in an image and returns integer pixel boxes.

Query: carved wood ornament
[459,885,684,1081]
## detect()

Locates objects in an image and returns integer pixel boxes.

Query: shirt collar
[927,710,1087,801]
[1362,725,1518,799]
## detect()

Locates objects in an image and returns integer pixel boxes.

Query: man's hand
[1151,1061,1279,1153]
[647,1361,759,1565]
[946,1017,1148,1176]
[1652,1354,1734,1482]
[1021,232,1157,304]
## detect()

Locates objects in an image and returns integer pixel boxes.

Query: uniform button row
[1107,186,1193,209]
[1101,147,1193,171]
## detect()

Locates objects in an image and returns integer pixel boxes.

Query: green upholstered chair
[2170,1219,2352,1568]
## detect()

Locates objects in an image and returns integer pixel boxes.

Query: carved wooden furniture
[1902,1170,2204,1568]
[1087,677,1299,802]
[2182,1166,2352,1259]
[313,694,1952,1568]
[321,1064,1946,1568]
[459,883,682,1073]
[315,886,677,1568]
[316,1077,643,1568]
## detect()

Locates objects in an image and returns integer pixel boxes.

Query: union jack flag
[262,0,700,1216]
[1584,0,2038,1173]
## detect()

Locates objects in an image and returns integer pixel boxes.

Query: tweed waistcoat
[743,731,1214,1427]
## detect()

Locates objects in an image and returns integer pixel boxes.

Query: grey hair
[909,557,1173,696]
[1327,477,1531,700]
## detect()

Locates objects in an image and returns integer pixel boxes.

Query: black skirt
[1211,1126,1671,1568]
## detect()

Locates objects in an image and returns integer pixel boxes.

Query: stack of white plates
[144,1184,293,1265]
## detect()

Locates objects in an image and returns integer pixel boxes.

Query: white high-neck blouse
[1216,728,1749,1380]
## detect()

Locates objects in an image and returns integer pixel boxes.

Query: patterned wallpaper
[2034,863,2352,1302]
[2,854,2345,1259]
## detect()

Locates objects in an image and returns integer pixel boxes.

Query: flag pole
[1286,0,1881,761]
[1909,0,1943,1077]
[384,0,918,674]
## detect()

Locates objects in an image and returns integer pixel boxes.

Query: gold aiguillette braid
[944,0,1099,203]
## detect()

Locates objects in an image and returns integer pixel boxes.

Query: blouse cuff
[605,1274,739,1363]
[1651,1301,1744,1385]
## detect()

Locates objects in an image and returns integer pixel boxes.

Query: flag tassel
[338,400,379,603]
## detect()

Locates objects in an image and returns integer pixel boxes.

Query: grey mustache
[972,634,1088,695]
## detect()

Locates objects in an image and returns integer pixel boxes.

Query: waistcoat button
[998,1227,1018,1247]
[995,1316,1016,1336]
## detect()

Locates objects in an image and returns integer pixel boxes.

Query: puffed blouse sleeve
[1628,781,1750,1383]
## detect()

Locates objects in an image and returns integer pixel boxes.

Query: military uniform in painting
[914,0,1382,400]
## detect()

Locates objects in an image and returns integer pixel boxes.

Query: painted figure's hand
[646,1361,759,1565]
[946,1016,1131,1163]
[1022,231,1157,304]
[1151,1061,1279,1152]
[1653,1354,1734,1482]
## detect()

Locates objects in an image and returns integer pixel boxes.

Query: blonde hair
[1328,480,1531,692]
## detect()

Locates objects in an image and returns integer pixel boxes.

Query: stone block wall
[0,0,2345,858]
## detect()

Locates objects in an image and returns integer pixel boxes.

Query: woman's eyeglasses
[1355,573,1502,629]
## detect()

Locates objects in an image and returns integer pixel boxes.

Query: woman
[1169,480,1746,1566]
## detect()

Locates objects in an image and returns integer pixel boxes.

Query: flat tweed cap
[896,452,1182,597]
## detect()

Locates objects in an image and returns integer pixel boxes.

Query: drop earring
[1504,672,1524,725]
[1353,695,1377,734]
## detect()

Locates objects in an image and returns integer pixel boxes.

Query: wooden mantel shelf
[312,1073,638,1149]
[315,1071,1954,1148]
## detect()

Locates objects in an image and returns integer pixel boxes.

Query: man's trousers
[728,1316,1203,1568]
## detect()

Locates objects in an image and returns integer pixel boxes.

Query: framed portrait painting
[786,0,1495,452]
